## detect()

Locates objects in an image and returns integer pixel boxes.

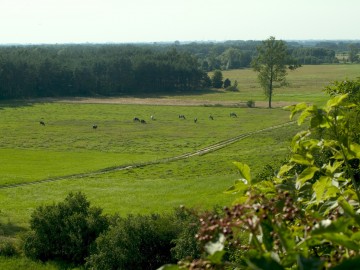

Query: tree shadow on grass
[0,100,35,110]
[0,221,27,237]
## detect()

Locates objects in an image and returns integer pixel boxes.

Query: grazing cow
[194,118,197,123]
[209,115,214,120]
[133,117,140,122]
[151,115,155,120]
[179,114,186,119]
[93,125,98,129]
[230,112,237,117]
[140,119,146,124]
[40,121,45,126]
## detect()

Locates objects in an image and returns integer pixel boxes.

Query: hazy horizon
[1,0,359,45]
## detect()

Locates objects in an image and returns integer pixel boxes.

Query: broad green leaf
[291,131,311,151]
[350,231,360,241]
[301,139,320,150]
[232,196,249,204]
[260,219,274,251]
[326,93,348,108]
[285,102,307,120]
[207,250,226,264]
[296,166,319,189]
[290,154,313,166]
[324,160,343,174]
[313,176,339,204]
[298,105,316,125]
[349,143,360,159]
[224,179,248,195]
[277,164,294,177]
[255,180,276,195]
[338,196,355,216]
[321,233,358,250]
[233,162,252,184]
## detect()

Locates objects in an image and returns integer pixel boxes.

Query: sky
[0,0,359,44]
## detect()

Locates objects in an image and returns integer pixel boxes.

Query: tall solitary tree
[251,36,289,108]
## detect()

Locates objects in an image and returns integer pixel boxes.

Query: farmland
[0,64,359,262]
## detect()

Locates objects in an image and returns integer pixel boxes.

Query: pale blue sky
[0,0,359,44]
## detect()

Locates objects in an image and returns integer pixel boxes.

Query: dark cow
[230,112,237,117]
[40,121,45,126]
[179,114,186,119]
[140,119,146,124]
[93,125,98,129]
[133,117,140,122]
[194,118,198,123]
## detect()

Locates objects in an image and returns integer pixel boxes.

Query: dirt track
[36,97,293,108]
[0,121,295,189]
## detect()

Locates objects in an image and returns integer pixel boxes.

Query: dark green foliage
[23,192,109,265]
[170,207,201,261]
[0,45,206,99]
[0,239,18,257]
[211,70,223,88]
[348,44,359,63]
[246,100,255,107]
[226,80,239,92]
[86,207,201,270]
[223,78,231,89]
[86,213,181,270]
[252,36,290,108]
[200,73,212,88]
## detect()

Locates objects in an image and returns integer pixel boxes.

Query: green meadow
[0,64,359,234]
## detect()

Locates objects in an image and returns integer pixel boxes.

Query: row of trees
[0,39,356,100]
[0,46,207,99]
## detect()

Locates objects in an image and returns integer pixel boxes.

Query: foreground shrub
[86,213,180,270]
[0,239,18,257]
[86,207,202,270]
[161,80,360,269]
[23,192,109,265]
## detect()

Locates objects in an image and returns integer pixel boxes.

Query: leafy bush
[246,100,255,107]
[0,239,18,257]
[86,213,179,270]
[162,80,360,269]
[223,78,231,89]
[211,70,223,88]
[170,207,201,261]
[23,192,109,265]
[225,80,239,92]
[86,207,202,270]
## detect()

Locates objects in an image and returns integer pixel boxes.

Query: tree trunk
[268,73,273,108]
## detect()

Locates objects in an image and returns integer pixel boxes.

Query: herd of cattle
[39,112,238,129]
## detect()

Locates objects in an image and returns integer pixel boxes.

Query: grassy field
[176,64,360,105]
[0,64,359,269]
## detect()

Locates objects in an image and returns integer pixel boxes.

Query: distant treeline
[0,45,207,99]
[0,40,358,99]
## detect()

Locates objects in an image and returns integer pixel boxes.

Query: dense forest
[0,40,359,99]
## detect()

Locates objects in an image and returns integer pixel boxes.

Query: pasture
[0,64,359,241]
